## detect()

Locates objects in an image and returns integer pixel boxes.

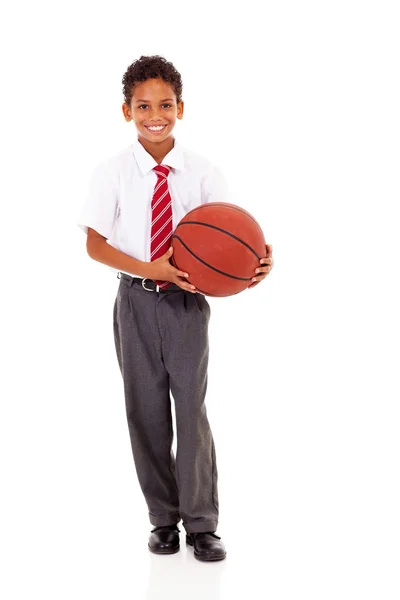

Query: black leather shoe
[186,532,226,561]
[148,525,180,554]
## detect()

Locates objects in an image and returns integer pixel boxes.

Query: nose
[148,107,163,121]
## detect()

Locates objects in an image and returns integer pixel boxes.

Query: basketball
[170,202,266,297]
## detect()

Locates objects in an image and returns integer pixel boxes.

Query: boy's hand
[248,244,274,289]
[147,247,197,293]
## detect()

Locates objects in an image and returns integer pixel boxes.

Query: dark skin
[122,78,274,290]
[248,244,274,288]
[122,78,184,164]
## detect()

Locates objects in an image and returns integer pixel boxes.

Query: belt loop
[118,272,134,287]
[117,272,121,279]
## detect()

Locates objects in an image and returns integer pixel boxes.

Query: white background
[1,1,399,598]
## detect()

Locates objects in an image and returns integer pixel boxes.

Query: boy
[77,55,273,562]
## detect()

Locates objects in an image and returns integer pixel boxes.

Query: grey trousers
[113,274,219,534]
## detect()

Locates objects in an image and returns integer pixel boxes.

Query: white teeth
[148,125,165,131]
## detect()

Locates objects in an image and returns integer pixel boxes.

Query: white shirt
[77,138,233,278]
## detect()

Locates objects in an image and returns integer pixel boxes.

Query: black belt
[117,272,182,292]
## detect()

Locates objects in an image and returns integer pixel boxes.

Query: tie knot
[153,164,171,179]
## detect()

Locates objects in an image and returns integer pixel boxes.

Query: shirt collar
[132,137,185,175]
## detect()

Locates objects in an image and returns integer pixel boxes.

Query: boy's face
[122,78,184,144]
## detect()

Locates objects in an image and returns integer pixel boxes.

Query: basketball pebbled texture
[170,202,266,297]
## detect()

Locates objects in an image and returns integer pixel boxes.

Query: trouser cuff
[149,511,181,527]
[183,520,218,534]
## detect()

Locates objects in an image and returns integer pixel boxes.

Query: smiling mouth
[145,125,167,133]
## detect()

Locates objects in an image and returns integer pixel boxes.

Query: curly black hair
[122,55,183,107]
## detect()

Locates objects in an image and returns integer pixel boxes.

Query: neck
[138,135,175,164]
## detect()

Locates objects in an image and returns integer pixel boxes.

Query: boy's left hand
[248,244,274,289]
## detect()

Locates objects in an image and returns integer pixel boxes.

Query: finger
[176,278,197,293]
[184,285,197,293]
[265,244,273,256]
[255,266,272,274]
[248,280,259,289]
[259,263,273,276]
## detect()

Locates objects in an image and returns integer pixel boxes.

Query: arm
[86,228,196,292]
[86,227,151,278]
[80,164,195,290]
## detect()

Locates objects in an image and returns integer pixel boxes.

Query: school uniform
[77,138,232,535]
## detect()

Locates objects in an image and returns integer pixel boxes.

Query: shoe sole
[148,543,180,555]
[186,537,226,561]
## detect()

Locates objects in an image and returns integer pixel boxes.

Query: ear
[122,103,132,122]
[177,100,184,120]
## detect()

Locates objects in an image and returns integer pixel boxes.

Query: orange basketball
[170,202,266,297]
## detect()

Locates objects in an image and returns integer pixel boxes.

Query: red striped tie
[150,164,173,289]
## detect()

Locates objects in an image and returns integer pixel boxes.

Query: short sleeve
[201,165,235,205]
[77,161,119,239]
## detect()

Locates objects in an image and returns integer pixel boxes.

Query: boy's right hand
[147,247,197,293]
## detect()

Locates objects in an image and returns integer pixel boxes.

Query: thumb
[162,247,173,260]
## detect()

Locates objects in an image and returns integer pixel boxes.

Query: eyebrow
[135,98,175,103]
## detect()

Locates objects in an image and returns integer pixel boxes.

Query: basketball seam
[171,235,253,281]
[170,255,243,297]
[174,222,262,260]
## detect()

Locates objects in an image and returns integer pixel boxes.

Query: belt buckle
[142,278,160,292]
